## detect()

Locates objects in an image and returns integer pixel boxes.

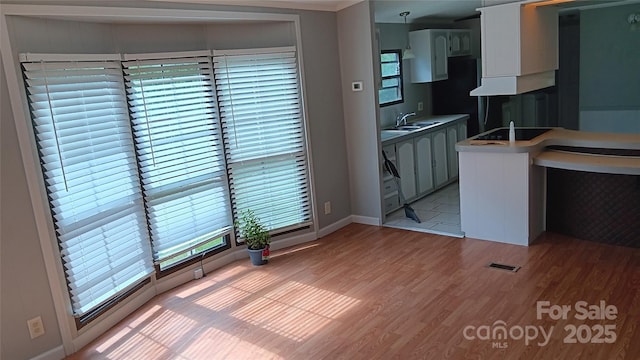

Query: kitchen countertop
[381,114,469,143]
[457,127,640,153]
[457,127,640,175]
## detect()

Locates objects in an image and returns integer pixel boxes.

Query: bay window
[21,46,311,322]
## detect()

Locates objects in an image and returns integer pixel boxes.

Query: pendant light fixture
[400,11,415,60]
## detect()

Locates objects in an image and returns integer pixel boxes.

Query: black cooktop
[475,128,552,141]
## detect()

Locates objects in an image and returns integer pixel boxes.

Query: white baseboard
[351,215,381,226]
[317,216,353,238]
[30,345,65,360]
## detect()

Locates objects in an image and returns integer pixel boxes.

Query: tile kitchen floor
[384,182,464,237]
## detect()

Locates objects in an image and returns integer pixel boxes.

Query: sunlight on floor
[179,327,284,360]
[128,304,162,328]
[175,279,224,299]
[195,285,253,311]
[231,281,360,342]
[101,330,170,359]
[271,242,321,258]
[95,307,198,359]
[84,256,361,358]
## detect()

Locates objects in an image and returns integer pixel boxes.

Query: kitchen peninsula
[456,128,640,246]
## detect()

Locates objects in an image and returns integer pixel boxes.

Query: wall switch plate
[418,101,424,111]
[27,316,45,339]
[324,201,331,215]
[351,81,363,92]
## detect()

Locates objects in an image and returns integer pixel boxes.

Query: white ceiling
[148,0,481,19]
[147,0,640,23]
[147,0,364,12]
[373,0,483,23]
[372,0,640,23]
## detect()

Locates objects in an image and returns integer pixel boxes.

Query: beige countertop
[534,150,640,175]
[457,128,640,153]
[381,114,469,143]
[457,127,640,175]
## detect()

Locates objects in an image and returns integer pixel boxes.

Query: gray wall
[337,1,382,222]
[1,3,350,359]
[1,54,63,360]
[298,10,351,226]
[579,3,640,133]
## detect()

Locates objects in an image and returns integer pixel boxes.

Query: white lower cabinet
[396,140,417,201]
[415,134,434,195]
[458,122,467,141]
[447,126,459,179]
[459,151,543,245]
[382,117,467,215]
[432,129,449,188]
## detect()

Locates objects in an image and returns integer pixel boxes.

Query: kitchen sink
[412,120,442,127]
[383,119,447,141]
[395,125,423,131]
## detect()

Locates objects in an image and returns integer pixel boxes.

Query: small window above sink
[379,50,404,107]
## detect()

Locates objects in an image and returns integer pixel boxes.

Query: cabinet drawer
[383,178,397,195]
[384,194,400,213]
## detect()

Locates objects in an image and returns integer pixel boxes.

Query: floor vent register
[486,262,521,272]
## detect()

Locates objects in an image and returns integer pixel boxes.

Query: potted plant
[236,209,270,266]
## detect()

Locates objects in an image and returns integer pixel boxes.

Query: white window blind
[213,48,311,232]
[22,60,154,316]
[123,56,232,263]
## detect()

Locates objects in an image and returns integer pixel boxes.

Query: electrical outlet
[27,316,45,339]
[193,267,203,280]
[418,101,424,111]
[324,201,331,215]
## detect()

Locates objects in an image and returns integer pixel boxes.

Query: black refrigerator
[431,57,483,137]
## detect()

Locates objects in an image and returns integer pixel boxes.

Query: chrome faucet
[396,112,416,127]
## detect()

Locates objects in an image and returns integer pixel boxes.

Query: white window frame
[122,51,234,265]
[21,55,157,318]
[213,47,313,238]
[0,4,317,354]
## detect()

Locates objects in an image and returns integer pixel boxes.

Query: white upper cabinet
[448,29,472,57]
[409,29,448,83]
[470,1,558,96]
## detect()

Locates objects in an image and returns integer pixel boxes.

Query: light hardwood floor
[66,224,640,359]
